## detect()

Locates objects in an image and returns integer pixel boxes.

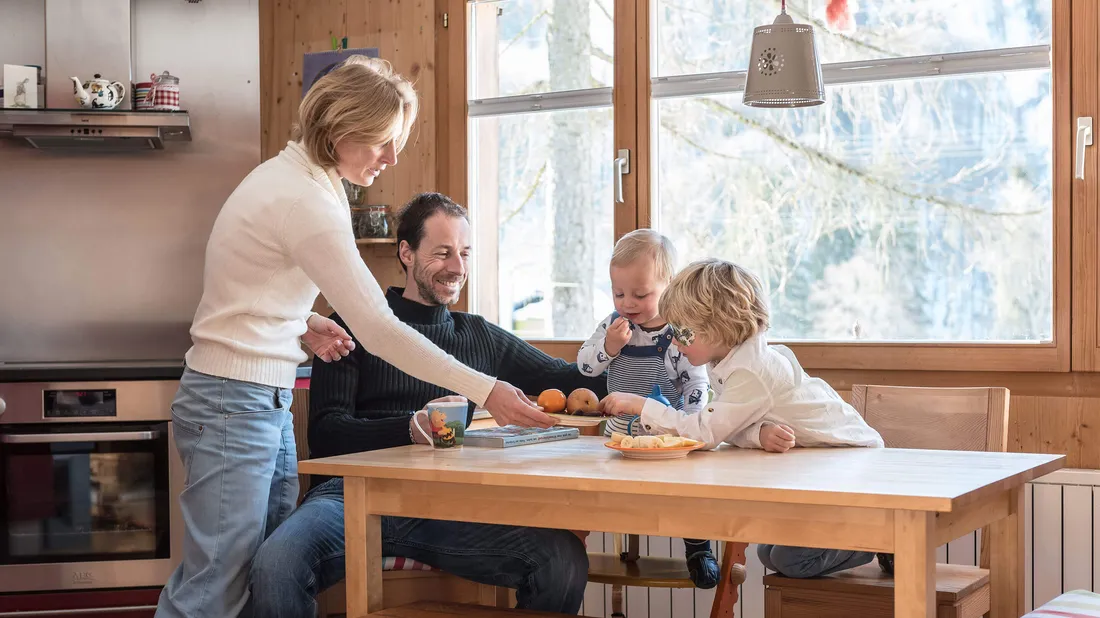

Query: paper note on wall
[302,47,380,99]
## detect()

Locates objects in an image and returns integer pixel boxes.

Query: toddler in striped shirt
[577,229,716,588]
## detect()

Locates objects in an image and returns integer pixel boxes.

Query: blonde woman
[155,56,553,618]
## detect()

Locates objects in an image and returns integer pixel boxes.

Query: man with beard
[248,192,607,617]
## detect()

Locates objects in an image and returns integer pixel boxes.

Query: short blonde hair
[610,229,678,282]
[293,56,418,169]
[659,258,770,348]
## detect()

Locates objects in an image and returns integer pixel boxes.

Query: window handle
[1076,117,1093,180]
[614,148,631,203]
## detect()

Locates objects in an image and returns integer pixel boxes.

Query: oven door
[0,422,178,592]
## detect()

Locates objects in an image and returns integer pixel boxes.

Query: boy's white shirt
[577,312,710,413]
[639,333,885,450]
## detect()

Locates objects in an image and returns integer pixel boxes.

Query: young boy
[576,229,717,588]
[600,257,888,581]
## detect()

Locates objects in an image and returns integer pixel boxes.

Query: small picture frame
[301,47,379,99]
[3,64,38,109]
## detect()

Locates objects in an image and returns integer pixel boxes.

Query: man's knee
[538,531,590,596]
[250,534,314,602]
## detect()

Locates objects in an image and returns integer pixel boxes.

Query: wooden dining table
[298,436,1064,618]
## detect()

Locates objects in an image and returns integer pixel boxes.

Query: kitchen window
[463,0,1078,372]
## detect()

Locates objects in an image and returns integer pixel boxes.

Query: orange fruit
[537,388,567,414]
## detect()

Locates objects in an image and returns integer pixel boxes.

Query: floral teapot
[71,74,126,110]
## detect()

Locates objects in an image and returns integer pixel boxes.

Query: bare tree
[547,0,595,337]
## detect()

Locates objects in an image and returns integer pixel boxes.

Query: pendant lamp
[743,0,825,108]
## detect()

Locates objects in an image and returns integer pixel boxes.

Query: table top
[299,436,1065,512]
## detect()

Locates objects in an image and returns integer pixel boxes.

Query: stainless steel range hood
[0,108,191,150]
[0,0,192,150]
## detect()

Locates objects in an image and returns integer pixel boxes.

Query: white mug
[412,401,468,448]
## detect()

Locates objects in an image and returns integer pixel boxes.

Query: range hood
[0,0,192,150]
[0,108,191,150]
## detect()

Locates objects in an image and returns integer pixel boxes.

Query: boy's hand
[759,423,796,453]
[599,392,646,417]
[604,317,632,357]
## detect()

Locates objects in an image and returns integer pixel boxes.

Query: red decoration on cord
[826,0,852,30]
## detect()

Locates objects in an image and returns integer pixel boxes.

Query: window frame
[454,0,1073,373]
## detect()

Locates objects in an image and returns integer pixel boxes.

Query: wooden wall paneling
[347,0,438,212]
[261,0,299,160]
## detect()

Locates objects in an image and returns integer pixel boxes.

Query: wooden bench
[371,601,569,616]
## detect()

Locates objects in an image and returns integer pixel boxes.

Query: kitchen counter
[0,363,313,384]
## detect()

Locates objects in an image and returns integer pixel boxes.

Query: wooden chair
[290,389,511,616]
[761,385,1010,618]
[587,534,748,618]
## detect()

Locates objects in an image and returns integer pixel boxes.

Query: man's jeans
[250,478,589,617]
[757,544,875,578]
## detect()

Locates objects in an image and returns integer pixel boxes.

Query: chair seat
[587,552,694,588]
[762,562,989,604]
[373,600,565,616]
[587,552,748,589]
[1025,589,1100,616]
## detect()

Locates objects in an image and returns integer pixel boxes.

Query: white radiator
[579,468,1099,618]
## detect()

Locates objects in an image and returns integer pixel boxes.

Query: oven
[0,381,183,593]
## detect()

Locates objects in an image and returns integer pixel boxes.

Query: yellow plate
[603,441,706,460]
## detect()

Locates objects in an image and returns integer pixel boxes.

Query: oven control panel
[43,389,117,418]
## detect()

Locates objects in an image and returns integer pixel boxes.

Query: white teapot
[71,74,126,110]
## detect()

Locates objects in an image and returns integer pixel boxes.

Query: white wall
[0,0,261,364]
[0,0,46,87]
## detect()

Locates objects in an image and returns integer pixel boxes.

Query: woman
[155,56,553,618]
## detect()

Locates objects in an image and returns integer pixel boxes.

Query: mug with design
[412,401,467,448]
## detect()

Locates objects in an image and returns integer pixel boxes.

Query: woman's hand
[599,392,646,417]
[759,423,796,453]
[484,381,557,428]
[303,314,356,362]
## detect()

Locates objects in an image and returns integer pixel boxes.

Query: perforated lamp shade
[743,9,825,108]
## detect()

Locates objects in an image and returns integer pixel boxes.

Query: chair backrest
[850,385,1009,453]
[849,385,1010,569]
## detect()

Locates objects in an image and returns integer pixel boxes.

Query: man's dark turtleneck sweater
[308,286,608,460]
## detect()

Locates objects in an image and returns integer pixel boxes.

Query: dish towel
[1025,590,1100,617]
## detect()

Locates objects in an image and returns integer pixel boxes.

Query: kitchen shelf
[355,237,396,245]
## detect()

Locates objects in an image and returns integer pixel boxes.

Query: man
[249,192,607,617]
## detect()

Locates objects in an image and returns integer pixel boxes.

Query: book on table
[463,425,580,448]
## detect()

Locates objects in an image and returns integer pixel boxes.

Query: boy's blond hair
[659,258,770,348]
[293,55,418,169]
[610,229,678,282]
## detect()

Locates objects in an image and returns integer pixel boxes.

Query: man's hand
[410,396,467,444]
[759,423,796,453]
[484,381,557,428]
[599,392,646,417]
[603,317,632,357]
[303,314,356,362]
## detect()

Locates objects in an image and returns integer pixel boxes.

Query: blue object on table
[647,384,671,406]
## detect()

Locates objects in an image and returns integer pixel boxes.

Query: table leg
[345,477,383,617]
[990,487,1025,618]
[894,510,935,618]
